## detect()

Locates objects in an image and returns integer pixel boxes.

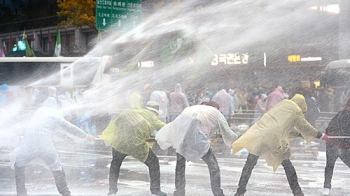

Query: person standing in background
[265,85,285,111]
[211,88,233,119]
[228,89,238,114]
[294,81,320,127]
[252,93,267,124]
[150,81,169,123]
[169,83,189,122]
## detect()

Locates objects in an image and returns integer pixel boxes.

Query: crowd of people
[0,79,349,196]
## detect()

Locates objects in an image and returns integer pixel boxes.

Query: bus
[0,56,112,87]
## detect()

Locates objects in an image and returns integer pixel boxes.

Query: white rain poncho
[155,105,238,162]
[150,91,168,122]
[15,98,88,171]
[0,108,19,149]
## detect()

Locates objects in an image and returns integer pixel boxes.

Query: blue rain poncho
[99,108,166,162]
[155,105,238,162]
[15,98,88,171]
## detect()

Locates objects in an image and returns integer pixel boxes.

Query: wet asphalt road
[0,150,350,196]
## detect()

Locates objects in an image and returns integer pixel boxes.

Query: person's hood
[152,80,163,91]
[48,86,57,96]
[276,86,284,94]
[228,89,234,96]
[219,89,227,93]
[291,94,307,112]
[0,84,9,92]
[175,83,182,92]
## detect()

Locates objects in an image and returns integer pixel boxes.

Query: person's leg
[15,164,27,196]
[52,169,71,196]
[109,148,127,194]
[40,148,70,196]
[174,153,186,196]
[143,149,162,194]
[324,144,338,189]
[202,148,224,196]
[236,153,259,195]
[281,159,302,195]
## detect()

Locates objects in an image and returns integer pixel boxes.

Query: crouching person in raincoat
[155,101,239,196]
[99,101,167,196]
[232,94,328,196]
[14,97,96,196]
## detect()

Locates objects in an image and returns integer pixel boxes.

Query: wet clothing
[252,93,267,123]
[16,166,71,196]
[99,107,166,194]
[324,144,350,189]
[303,95,320,127]
[212,89,232,117]
[108,148,161,195]
[150,90,169,122]
[232,94,322,171]
[156,105,238,162]
[156,105,237,196]
[233,94,322,196]
[265,86,284,111]
[99,108,165,162]
[0,108,19,149]
[236,153,303,195]
[323,108,350,189]
[175,149,224,196]
[15,106,88,170]
[325,109,350,149]
[14,100,88,196]
[169,83,189,121]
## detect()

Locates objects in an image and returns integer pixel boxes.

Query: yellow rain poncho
[99,108,166,162]
[232,94,321,171]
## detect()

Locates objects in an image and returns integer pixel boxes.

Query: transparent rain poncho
[0,108,19,149]
[232,94,321,171]
[99,108,166,162]
[156,105,238,162]
[15,98,88,171]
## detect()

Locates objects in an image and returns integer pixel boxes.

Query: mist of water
[2,0,334,152]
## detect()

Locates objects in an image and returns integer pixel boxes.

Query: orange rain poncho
[232,94,321,171]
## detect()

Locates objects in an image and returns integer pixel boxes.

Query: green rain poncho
[232,94,321,171]
[99,108,166,162]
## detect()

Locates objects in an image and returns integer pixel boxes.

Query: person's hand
[86,134,96,141]
[321,133,329,141]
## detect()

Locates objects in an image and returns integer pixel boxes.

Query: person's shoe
[294,193,304,196]
[234,193,244,196]
[173,189,185,196]
[152,190,167,196]
[107,189,117,196]
[323,188,331,195]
